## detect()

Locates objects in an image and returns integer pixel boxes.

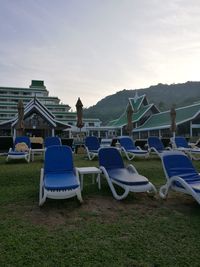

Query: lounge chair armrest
[83,145,90,153]
[149,147,157,152]
[188,142,195,148]
[120,146,126,152]
[126,164,138,174]
[99,166,107,173]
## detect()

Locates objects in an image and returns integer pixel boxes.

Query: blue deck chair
[84,136,100,160]
[148,136,171,158]
[7,136,31,163]
[172,136,200,160]
[119,136,149,160]
[160,151,200,204]
[44,136,61,148]
[98,147,156,200]
[39,145,83,206]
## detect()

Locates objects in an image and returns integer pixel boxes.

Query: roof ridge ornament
[134,91,139,103]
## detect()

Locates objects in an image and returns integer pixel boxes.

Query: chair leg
[122,149,134,160]
[25,155,30,163]
[39,186,46,206]
[159,183,170,199]
[97,173,101,190]
[76,189,83,203]
[39,169,46,206]
[147,183,157,195]
[109,181,129,200]
[101,168,129,200]
[190,153,200,161]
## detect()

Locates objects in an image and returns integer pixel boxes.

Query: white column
[190,121,193,138]
[52,128,55,137]
[13,128,16,140]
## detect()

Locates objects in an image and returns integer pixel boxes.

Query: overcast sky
[0,0,200,110]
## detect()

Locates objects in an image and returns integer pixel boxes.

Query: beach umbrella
[170,105,176,138]
[126,103,133,136]
[76,97,84,131]
[16,99,25,136]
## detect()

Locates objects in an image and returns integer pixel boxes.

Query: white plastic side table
[31,148,45,161]
[76,167,102,190]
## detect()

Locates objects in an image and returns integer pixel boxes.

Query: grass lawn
[0,153,200,267]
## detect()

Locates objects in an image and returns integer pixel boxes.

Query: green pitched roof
[107,119,118,126]
[135,103,200,131]
[129,95,146,111]
[107,104,153,127]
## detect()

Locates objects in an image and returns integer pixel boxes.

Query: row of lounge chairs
[40,144,200,206]
[85,135,200,161]
[5,135,200,206]
[7,135,200,163]
[85,136,149,160]
[6,136,62,162]
[40,145,156,205]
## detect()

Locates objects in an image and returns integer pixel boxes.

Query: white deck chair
[160,151,200,204]
[84,136,100,160]
[7,136,31,163]
[171,136,200,160]
[118,136,149,160]
[39,145,83,206]
[98,147,156,200]
[148,136,171,158]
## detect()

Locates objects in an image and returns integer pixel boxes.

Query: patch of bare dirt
[4,192,199,229]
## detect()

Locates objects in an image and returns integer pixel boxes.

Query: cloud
[0,0,200,108]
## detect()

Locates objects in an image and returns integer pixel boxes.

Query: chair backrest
[14,136,31,148]
[161,151,198,180]
[98,147,125,170]
[174,136,189,148]
[44,145,73,173]
[85,136,100,150]
[119,137,136,150]
[44,137,61,148]
[148,136,164,151]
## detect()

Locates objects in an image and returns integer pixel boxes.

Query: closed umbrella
[170,105,176,139]
[16,99,25,137]
[126,103,133,137]
[76,98,84,131]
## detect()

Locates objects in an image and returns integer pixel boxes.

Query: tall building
[0,80,101,128]
[0,80,71,123]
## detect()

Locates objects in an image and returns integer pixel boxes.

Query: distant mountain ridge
[84,81,200,124]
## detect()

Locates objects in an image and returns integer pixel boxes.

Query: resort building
[0,80,101,137]
[0,80,71,123]
[106,93,200,139]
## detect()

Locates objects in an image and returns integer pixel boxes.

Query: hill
[84,81,200,124]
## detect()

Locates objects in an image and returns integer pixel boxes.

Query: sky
[1,0,200,110]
